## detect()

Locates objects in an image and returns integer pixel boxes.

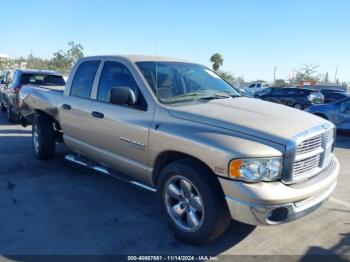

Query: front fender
[149,109,285,178]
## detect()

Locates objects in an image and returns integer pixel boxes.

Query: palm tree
[210,53,224,71]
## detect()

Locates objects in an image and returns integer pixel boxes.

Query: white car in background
[241,82,269,95]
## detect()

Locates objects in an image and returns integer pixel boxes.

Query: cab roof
[82,55,190,63]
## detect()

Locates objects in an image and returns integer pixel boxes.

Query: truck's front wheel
[157,158,231,245]
[32,114,56,160]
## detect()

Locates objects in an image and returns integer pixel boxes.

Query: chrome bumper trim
[225,181,337,226]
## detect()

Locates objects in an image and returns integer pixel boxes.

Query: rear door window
[330,93,345,100]
[273,89,287,96]
[70,61,100,99]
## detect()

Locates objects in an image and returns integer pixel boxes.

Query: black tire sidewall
[0,101,6,112]
[7,104,17,123]
[32,114,56,160]
[157,159,230,245]
[294,103,303,110]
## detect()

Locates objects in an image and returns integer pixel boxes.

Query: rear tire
[32,114,56,160]
[7,104,17,123]
[157,158,231,245]
[1,101,6,113]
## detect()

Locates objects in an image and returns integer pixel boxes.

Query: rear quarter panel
[19,85,64,121]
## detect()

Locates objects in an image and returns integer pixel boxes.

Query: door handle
[62,104,71,110]
[91,111,104,119]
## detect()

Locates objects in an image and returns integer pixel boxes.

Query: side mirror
[109,86,137,106]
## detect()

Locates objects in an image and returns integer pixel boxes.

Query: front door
[88,60,154,182]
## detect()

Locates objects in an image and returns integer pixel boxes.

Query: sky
[1,0,349,82]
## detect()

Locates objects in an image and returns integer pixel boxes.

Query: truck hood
[168,97,327,145]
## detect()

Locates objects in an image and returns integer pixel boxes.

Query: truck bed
[19,84,64,122]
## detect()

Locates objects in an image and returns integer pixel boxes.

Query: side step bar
[65,154,156,193]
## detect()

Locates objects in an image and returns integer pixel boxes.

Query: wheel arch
[33,109,62,130]
[152,151,215,185]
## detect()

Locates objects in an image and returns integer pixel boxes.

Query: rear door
[334,98,350,130]
[59,60,101,145]
[282,88,299,106]
[88,60,154,181]
[267,88,285,104]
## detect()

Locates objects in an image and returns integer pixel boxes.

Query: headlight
[229,158,282,182]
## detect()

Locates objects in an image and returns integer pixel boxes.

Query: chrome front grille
[296,135,322,155]
[293,154,321,177]
[283,124,335,184]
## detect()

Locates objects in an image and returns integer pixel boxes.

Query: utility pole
[334,66,339,83]
[273,66,277,86]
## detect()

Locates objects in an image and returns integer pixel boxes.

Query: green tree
[48,42,84,74]
[27,54,49,70]
[66,41,84,65]
[210,53,223,71]
[217,71,244,86]
[274,79,287,87]
[0,41,84,74]
[49,50,67,72]
[296,64,319,82]
[218,71,235,83]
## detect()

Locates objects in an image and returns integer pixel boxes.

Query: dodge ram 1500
[19,55,339,244]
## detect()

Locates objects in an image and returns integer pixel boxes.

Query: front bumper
[219,156,339,225]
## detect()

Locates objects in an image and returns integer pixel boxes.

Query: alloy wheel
[164,175,204,232]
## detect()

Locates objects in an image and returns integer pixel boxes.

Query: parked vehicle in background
[19,55,339,245]
[241,81,269,95]
[306,97,350,131]
[236,86,254,97]
[0,70,11,92]
[319,89,348,104]
[0,71,6,94]
[257,87,324,110]
[254,87,280,98]
[0,70,13,112]
[1,69,65,122]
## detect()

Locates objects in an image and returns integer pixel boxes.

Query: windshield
[136,62,241,103]
[21,74,65,86]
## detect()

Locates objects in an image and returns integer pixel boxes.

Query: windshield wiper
[198,94,231,100]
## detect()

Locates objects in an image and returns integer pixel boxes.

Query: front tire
[32,114,56,160]
[293,103,303,110]
[157,158,231,245]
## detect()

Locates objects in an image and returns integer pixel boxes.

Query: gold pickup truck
[19,55,339,245]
